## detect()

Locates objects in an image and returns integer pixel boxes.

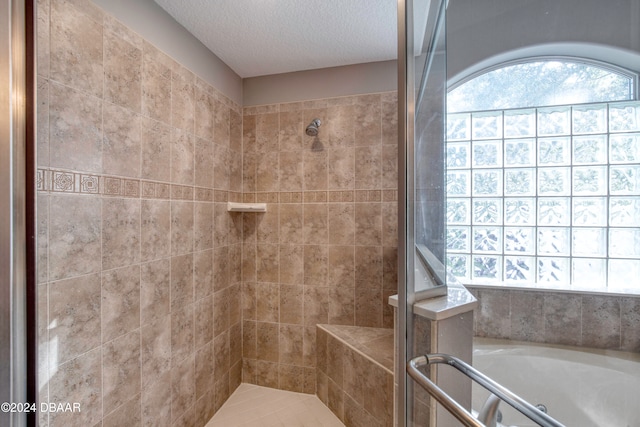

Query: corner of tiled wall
[36,0,243,425]
[240,92,399,394]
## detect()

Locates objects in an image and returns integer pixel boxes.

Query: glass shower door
[397,0,448,425]
[400,0,640,425]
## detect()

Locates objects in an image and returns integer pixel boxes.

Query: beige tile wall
[240,94,399,393]
[36,0,243,426]
[469,287,640,352]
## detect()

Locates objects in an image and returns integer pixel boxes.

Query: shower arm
[407,353,567,427]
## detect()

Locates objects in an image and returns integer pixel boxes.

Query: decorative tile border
[154,183,171,199]
[214,190,229,203]
[194,187,214,202]
[303,191,327,203]
[382,190,398,202]
[355,190,381,202]
[43,169,102,194]
[277,192,303,203]
[243,190,398,203]
[36,169,45,191]
[328,191,354,203]
[102,177,140,198]
[170,184,193,200]
[39,169,399,204]
[256,192,279,203]
[51,170,74,193]
[37,168,234,202]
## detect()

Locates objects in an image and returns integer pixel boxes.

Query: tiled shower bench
[316,325,394,427]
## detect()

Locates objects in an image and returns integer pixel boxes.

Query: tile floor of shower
[206,383,344,427]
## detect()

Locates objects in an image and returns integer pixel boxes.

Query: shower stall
[2,0,640,426]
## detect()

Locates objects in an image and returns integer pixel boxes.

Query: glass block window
[445,100,640,293]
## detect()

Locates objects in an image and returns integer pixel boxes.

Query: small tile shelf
[226,202,267,212]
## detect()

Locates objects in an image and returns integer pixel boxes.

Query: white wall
[447,0,640,83]
[89,0,640,105]
[242,60,397,106]
[246,0,640,105]
[92,0,398,107]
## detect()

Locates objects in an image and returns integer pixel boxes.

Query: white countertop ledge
[388,283,477,321]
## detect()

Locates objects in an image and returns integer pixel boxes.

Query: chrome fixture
[407,353,566,427]
[305,118,321,136]
[536,404,548,414]
[478,394,502,427]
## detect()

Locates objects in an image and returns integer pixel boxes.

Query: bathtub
[472,338,640,427]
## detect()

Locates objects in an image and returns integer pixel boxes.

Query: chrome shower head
[306,119,321,136]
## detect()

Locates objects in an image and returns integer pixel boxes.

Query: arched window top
[448,58,637,113]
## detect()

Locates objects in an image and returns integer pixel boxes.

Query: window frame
[448,55,639,105]
[445,57,640,294]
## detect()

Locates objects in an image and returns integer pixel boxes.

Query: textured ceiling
[153,0,397,78]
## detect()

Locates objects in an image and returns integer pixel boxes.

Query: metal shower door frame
[398,0,448,425]
[396,0,415,425]
[1,0,36,425]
